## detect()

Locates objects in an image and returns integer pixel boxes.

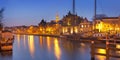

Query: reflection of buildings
[28,35,35,58]
[0,51,12,59]
[17,34,20,48]
[39,36,43,47]
[46,36,51,51]
[54,38,61,60]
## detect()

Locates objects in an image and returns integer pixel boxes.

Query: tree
[38,19,47,27]
[96,14,107,19]
[93,14,107,20]
[0,8,4,31]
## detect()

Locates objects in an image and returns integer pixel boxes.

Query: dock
[91,39,120,60]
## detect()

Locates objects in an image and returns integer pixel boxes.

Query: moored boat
[0,30,14,51]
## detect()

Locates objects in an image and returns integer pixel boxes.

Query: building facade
[93,17,120,35]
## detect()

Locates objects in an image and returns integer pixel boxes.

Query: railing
[91,39,120,60]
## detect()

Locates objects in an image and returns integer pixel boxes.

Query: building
[93,17,120,35]
[79,18,92,33]
[61,11,84,34]
[38,14,61,35]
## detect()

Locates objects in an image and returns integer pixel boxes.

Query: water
[0,34,120,60]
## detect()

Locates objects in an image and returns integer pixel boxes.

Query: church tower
[55,13,59,23]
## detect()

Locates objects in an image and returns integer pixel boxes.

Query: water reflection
[17,34,20,48]
[96,55,106,60]
[0,51,12,60]
[97,49,106,54]
[54,38,61,60]
[46,36,51,52]
[116,44,120,53]
[0,51,12,56]
[96,49,106,60]
[1,35,94,60]
[39,36,43,47]
[28,35,35,58]
[23,35,26,49]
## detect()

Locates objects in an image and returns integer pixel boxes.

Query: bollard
[106,41,109,60]
[91,40,95,60]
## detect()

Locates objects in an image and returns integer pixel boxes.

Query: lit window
[85,25,86,28]
[81,25,83,28]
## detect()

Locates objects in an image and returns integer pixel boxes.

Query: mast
[73,0,75,15]
[94,0,97,20]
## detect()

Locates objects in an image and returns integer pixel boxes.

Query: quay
[14,33,60,37]
[90,39,120,60]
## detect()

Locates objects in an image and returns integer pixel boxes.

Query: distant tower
[73,0,75,15]
[55,13,59,23]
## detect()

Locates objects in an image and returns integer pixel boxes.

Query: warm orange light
[56,13,59,23]
[39,36,43,47]
[96,49,106,60]
[96,55,106,60]
[40,28,42,31]
[71,28,73,34]
[74,27,78,33]
[47,36,51,51]
[97,49,106,54]
[62,28,65,33]
[81,25,83,28]
[28,35,35,58]
[54,38,61,60]
[23,35,26,49]
[65,27,68,33]
[17,34,20,49]
[116,44,120,53]
[116,44,120,48]
[67,19,70,26]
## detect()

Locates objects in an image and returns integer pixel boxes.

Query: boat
[0,30,14,51]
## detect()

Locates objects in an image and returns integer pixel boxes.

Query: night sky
[0,0,120,26]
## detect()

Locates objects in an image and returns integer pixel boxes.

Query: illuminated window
[81,25,83,28]
[84,25,86,28]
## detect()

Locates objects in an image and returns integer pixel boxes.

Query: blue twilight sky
[0,0,120,27]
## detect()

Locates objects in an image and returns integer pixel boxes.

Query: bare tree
[93,14,107,20]
[0,8,4,31]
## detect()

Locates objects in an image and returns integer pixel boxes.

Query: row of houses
[11,12,120,37]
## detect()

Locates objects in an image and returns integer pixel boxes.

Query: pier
[91,39,120,60]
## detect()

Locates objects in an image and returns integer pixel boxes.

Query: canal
[0,34,120,60]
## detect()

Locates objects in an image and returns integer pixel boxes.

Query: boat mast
[73,0,75,15]
[94,0,97,20]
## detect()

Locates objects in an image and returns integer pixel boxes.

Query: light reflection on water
[96,49,106,60]
[116,44,120,53]
[54,38,61,60]
[28,35,35,58]
[1,35,120,60]
[97,49,106,54]
[39,36,43,47]
[47,36,51,52]
[23,35,26,49]
[17,34,20,49]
